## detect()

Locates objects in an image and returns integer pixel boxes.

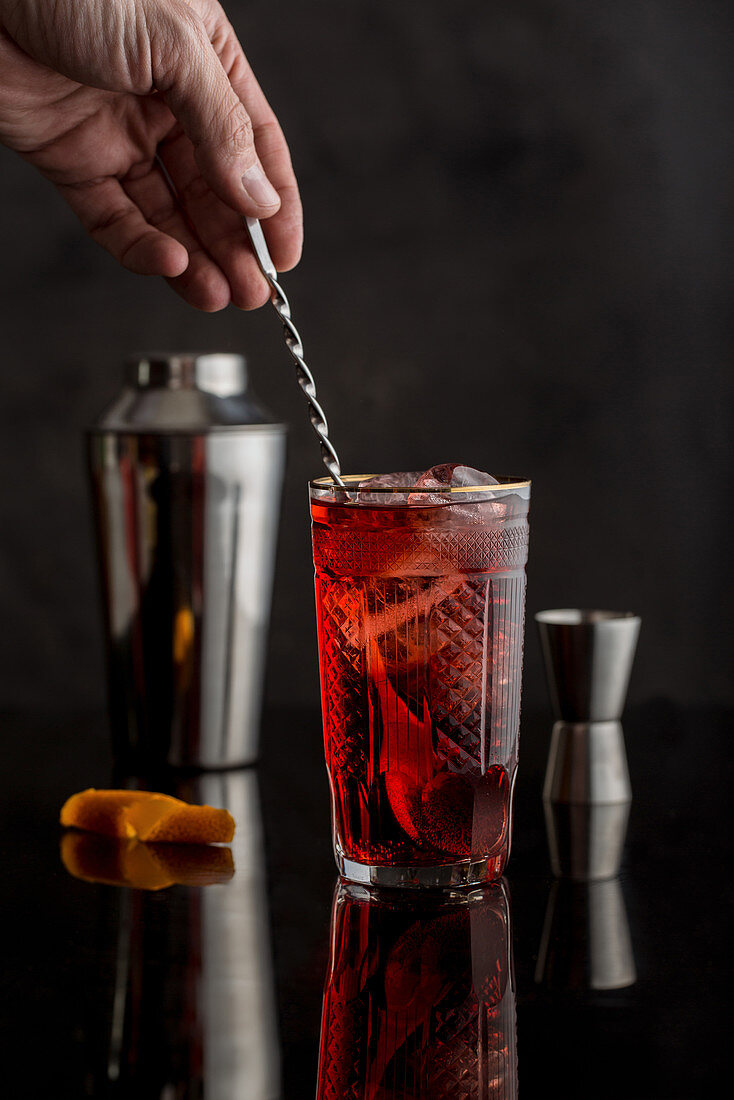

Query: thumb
[150,2,281,217]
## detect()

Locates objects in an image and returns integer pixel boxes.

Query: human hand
[0,0,302,310]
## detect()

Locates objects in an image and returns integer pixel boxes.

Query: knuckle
[144,200,178,230]
[152,1,209,80]
[238,283,271,311]
[232,267,271,311]
[223,107,255,158]
[168,1,208,47]
[90,205,131,236]
[119,229,156,269]
[179,173,212,206]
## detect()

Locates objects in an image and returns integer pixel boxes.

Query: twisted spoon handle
[244,217,345,488]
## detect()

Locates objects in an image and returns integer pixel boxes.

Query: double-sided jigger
[535,609,641,881]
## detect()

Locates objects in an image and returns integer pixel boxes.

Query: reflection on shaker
[88,353,286,769]
[94,769,281,1098]
[317,880,517,1099]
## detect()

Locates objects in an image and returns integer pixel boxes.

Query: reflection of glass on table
[317,879,518,1098]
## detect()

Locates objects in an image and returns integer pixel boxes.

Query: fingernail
[241,164,280,208]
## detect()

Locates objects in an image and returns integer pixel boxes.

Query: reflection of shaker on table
[80,770,280,1096]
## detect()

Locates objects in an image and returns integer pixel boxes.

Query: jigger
[536,609,640,879]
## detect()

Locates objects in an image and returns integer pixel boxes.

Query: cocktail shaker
[88,353,286,768]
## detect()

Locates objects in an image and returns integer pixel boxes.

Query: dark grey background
[1,0,732,719]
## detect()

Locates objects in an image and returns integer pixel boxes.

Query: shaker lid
[95,352,285,432]
[128,352,247,397]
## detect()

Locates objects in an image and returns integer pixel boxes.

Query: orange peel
[60,788,235,845]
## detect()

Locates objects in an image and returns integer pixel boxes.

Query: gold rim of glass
[309,474,531,494]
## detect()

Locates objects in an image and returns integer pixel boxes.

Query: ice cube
[404,467,451,506]
[383,769,474,853]
[409,464,499,511]
[358,471,422,505]
[360,471,422,490]
[449,467,502,518]
[449,465,499,489]
[358,466,501,514]
[413,465,456,490]
[413,464,498,489]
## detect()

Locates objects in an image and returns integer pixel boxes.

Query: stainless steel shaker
[88,353,286,768]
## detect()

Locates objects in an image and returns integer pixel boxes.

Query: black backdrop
[0,0,732,719]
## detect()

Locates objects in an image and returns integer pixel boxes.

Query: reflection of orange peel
[61,832,235,890]
[173,606,195,664]
[60,788,235,844]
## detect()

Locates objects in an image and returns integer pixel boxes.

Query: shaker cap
[127,352,247,397]
[94,352,284,432]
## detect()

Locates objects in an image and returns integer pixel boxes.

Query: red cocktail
[311,468,530,888]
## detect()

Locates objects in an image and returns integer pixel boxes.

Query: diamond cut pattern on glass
[430,577,490,775]
[319,580,367,775]
[427,1000,514,1098]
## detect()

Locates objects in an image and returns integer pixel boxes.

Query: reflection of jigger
[535,877,637,990]
[536,610,640,879]
[543,795,631,881]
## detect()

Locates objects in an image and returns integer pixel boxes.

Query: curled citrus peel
[60,788,235,845]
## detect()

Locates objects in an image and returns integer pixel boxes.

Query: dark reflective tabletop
[1,701,730,1097]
